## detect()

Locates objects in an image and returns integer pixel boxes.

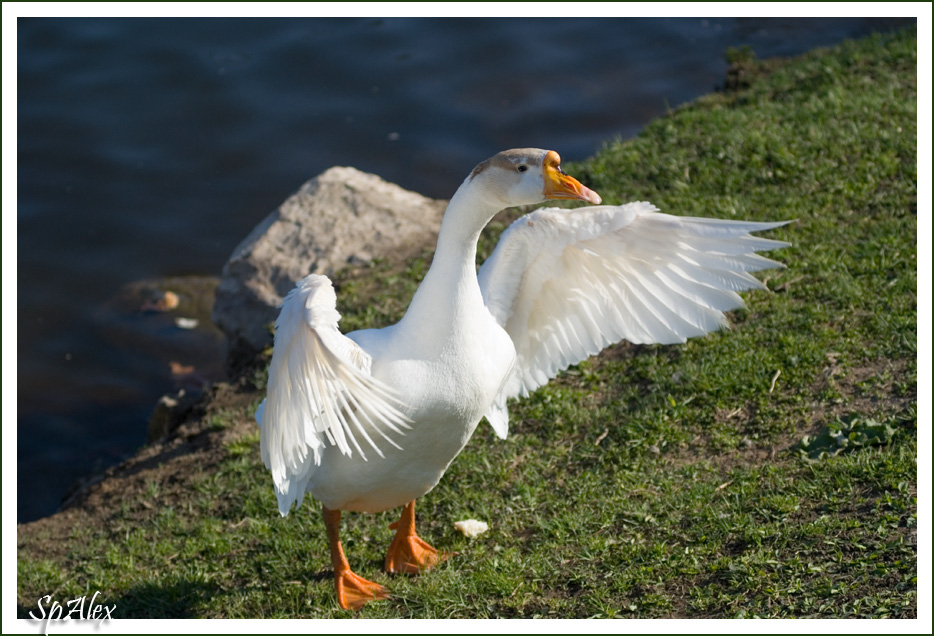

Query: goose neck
[399,181,500,332]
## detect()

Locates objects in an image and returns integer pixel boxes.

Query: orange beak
[542,150,602,204]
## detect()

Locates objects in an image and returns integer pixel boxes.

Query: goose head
[461,148,602,212]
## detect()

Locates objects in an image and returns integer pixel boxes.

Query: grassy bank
[17,28,917,619]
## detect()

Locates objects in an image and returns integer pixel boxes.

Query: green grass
[17,29,918,619]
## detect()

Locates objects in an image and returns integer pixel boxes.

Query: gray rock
[212,166,447,366]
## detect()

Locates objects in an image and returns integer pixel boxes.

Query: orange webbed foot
[335,568,391,611]
[324,505,391,611]
[384,500,456,574]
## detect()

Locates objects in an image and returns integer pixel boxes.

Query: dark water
[15,16,915,522]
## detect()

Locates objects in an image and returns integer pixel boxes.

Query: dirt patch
[651,354,915,478]
[17,378,263,563]
[800,354,915,434]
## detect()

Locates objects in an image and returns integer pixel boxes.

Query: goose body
[256,148,789,609]
[311,301,516,512]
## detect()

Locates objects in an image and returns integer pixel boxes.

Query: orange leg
[384,500,453,574]
[323,506,390,611]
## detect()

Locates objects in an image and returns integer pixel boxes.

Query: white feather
[478,202,789,436]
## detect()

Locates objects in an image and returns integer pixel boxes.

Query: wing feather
[478,202,789,437]
[257,274,411,515]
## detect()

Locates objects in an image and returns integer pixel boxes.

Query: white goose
[257,148,788,609]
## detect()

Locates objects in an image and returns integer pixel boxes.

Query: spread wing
[257,274,411,515]
[477,202,790,438]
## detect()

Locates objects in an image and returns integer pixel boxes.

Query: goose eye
[517,164,529,173]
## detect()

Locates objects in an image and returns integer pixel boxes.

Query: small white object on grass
[454,519,489,538]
